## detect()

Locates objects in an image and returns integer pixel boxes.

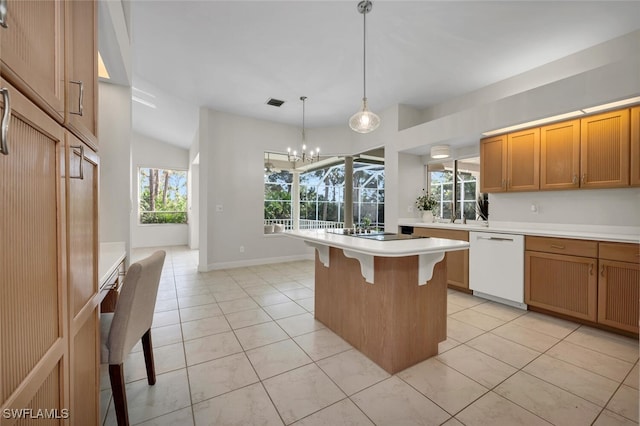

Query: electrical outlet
[239,246,245,253]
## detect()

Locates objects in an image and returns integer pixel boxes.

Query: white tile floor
[100,246,640,426]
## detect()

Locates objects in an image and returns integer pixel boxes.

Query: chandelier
[288,96,320,164]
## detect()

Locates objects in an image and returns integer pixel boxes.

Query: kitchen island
[285,229,469,373]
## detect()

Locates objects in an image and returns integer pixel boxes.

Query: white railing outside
[263,219,344,231]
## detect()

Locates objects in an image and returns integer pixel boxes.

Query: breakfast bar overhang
[285,230,470,374]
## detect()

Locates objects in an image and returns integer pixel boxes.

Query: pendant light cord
[363,5,367,101]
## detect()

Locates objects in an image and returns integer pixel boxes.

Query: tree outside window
[139,168,188,224]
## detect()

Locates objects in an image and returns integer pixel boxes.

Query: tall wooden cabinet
[0,78,69,422]
[67,136,99,425]
[1,1,99,424]
[580,109,630,188]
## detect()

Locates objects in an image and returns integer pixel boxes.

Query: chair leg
[109,364,129,426]
[142,328,156,385]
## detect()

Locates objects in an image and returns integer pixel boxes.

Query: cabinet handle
[581,174,586,184]
[550,244,565,249]
[600,264,605,277]
[70,144,84,180]
[589,263,594,276]
[1,87,9,155]
[0,0,7,28]
[70,80,84,116]
[572,174,578,185]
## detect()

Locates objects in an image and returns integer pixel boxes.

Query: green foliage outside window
[139,168,188,224]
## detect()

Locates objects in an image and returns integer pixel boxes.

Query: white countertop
[398,220,640,244]
[285,229,469,257]
[99,242,126,288]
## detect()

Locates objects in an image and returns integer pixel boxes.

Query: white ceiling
[128,1,640,149]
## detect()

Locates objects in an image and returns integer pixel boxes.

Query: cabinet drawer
[526,236,597,257]
[412,227,469,241]
[599,242,640,264]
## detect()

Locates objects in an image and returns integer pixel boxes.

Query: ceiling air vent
[266,98,285,107]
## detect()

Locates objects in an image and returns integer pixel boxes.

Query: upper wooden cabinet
[507,128,540,191]
[580,109,630,188]
[0,0,65,122]
[65,0,98,150]
[480,135,507,193]
[540,119,580,190]
[631,106,640,187]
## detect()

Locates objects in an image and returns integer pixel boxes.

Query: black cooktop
[326,229,426,241]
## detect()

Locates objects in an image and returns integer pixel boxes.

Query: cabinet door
[0,0,65,122]
[66,135,99,424]
[507,128,540,191]
[412,228,469,291]
[1,80,68,413]
[65,0,98,150]
[540,120,580,190]
[598,260,639,334]
[580,109,630,188]
[480,135,507,193]
[631,106,640,187]
[525,251,597,321]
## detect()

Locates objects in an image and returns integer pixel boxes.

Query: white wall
[131,132,190,248]
[489,188,640,230]
[188,131,200,249]
[199,109,350,270]
[397,153,426,221]
[98,82,132,253]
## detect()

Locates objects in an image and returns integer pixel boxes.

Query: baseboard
[205,253,314,271]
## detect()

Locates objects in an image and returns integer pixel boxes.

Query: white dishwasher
[469,231,526,309]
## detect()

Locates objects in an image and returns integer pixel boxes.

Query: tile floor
[100,246,639,426]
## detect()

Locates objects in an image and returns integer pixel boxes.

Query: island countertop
[285,229,469,257]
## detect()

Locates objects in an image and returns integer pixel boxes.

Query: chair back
[105,250,166,364]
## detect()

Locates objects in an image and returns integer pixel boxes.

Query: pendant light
[349,0,380,134]
[288,96,320,164]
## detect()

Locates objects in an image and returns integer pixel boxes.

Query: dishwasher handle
[475,236,514,242]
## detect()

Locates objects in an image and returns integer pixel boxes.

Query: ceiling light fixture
[349,0,380,134]
[288,96,320,164]
[430,145,451,159]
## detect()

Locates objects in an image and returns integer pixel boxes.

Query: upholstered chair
[100,250,166,426]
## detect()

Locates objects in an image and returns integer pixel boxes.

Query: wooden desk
[98,242,126,312]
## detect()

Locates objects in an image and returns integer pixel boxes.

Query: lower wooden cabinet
[526,236,639,335]
[525,250,597,321]
[598,242,639,334]
[412,228,469,291]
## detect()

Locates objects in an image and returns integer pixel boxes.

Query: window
[300,165,345,225]
[138,168,188,224]
[263,154,385,231]
[264,169,293,227]
[353,162,384,228]
[428,157,482,221]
